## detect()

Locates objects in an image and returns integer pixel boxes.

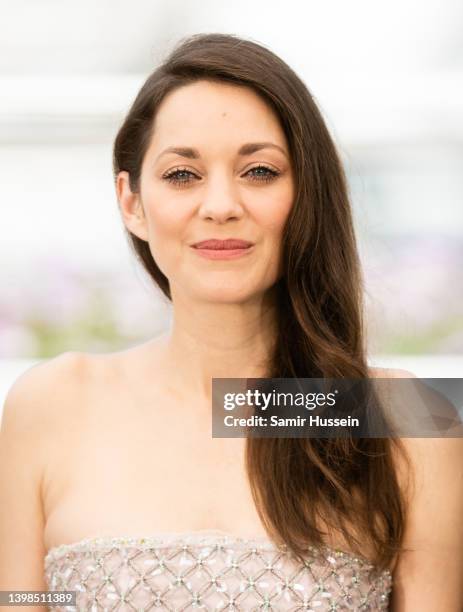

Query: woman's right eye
[162,168,199,187]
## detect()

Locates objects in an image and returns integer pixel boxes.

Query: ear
[116,171,149,241]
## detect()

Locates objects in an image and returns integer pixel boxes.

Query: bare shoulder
[2,344,155,428]
[8,350,88,387]
[2,351,90,425]
[368,366,459,499]
[3,351,115,456]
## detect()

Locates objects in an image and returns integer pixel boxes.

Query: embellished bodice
[44,530,392,611]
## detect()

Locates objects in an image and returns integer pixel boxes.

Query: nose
[197,171,244,223]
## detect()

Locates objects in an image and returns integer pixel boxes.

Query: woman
[1,33,462,611]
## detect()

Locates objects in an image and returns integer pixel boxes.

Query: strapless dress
[43,529,392,611]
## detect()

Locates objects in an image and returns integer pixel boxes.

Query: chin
[192,283,259,303]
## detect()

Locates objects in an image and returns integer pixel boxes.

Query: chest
[42,394,264,550]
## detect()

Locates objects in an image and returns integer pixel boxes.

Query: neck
[156,286,279,400]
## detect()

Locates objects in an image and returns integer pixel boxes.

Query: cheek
[144,191,190,240]
[140,187,191,274]
[254,190,292,237]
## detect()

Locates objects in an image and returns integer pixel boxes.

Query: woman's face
[117,79,294,303]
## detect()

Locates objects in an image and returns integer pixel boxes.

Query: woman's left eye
[245,165,280,182]
[161,164,280,187]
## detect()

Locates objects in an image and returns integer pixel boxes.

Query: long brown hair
[113,32,410,573]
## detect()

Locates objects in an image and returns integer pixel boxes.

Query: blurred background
[1,0,462,411]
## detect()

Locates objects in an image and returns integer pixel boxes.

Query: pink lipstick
[191,238,254,260]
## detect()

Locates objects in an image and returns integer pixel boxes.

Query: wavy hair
[112,32,410,573]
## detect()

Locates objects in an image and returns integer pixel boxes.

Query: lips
[192,238,254,250]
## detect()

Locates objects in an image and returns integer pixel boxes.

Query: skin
[116,79,295,399]
[0,80,462,611]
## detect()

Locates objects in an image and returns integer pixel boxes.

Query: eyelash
[162,165,280,187]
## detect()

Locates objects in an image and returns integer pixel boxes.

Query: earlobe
[116,171,149,241]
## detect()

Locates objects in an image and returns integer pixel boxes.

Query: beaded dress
[44,529,392,611]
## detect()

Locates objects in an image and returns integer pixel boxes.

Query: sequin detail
[44,530,392,610]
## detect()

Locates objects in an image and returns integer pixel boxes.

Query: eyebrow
[155,141,288,162]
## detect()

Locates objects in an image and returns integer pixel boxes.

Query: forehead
[149,80,287,152]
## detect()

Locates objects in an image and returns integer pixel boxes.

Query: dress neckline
[44,528,391,575]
